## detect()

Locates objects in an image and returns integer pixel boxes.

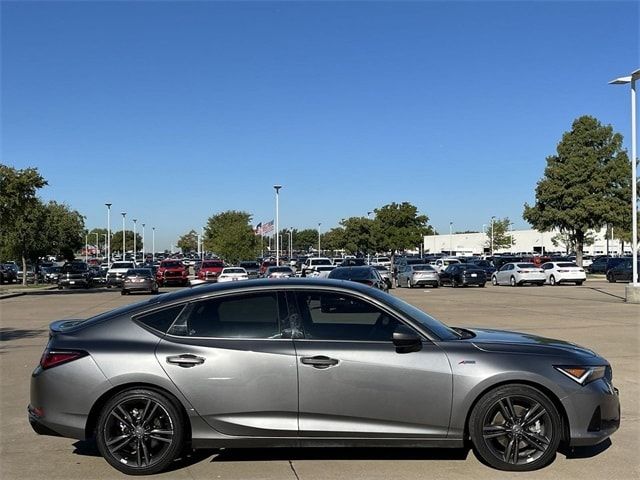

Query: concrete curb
[0,285,58,300]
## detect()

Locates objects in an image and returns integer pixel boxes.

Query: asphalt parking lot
[0,280,638,480]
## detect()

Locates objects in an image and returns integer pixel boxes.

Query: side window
[294,291,401,341]
[135,304,186,333]
[168,292,281,338]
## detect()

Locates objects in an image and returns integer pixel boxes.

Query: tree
[523,116,632,266]
[339,217,376,255]
[321,227,347,254]
[551,231,595,254]
[371,202,434,263]
[292,229,319,252]
[110,230,143,254]
[42,201,85,260]
[485,217,515,252]
[177,229,198,253]
[203,210,257,264]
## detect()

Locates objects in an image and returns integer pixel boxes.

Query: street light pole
[94,233,99,258]
[102,234,107,259]
[610,69,639,298]
[449,222,453,255]
[121,212,126,259]
[141,223,145,260]
[274,185,282,266]
[289,228,293,260]
[152,227,155,261]
[491,216,495,256]
[105,203,112,264]
[132,219,137,263]
[85,234,88,263]
[318,223,322,256]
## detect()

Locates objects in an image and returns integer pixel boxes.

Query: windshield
[223,268,245,274]
[61,263,87,273]
[558,263,578,268]
[161,261,183,268]
[112,262,134,269]
[240,262,259,269]
[375,257,390,262]
[269,267,293,273]
[311,259,332,266]
[517,263,538,268]
[202,261,223,268]
[329,267,372,280]
[412,265,435,271]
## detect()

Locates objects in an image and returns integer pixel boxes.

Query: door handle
[300,355,339,369]
[166,354,205,368]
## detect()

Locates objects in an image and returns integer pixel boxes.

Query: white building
[424,227,631,256]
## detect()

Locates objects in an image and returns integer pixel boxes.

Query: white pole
[121,212,126,259]
[152,228,155,261]
[102,234,107,260]
[133,219,137,263]
[274,185,282,266]
[449,222,453,255]
[201,227,205,260]
[491,216,495,256]
[631,77,638,286]
[85,234,88,263]
[105,203,112,264]
[289,229,293,260]
[141,223,145,260]
[94,233,99,258]
[318,223,321,256]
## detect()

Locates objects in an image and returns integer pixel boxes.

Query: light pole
[105,203,112,264]
[318,222,322,256]
[84,233,88,263]
[121,212,126,259]
[610,68,640,300]
[152,227,155,261]
[289,228,293,260]
[490,216,495,256]
[132,219,137,263]
[274,185,282,266]
[201,227,205,260]
[101,234,107,259]
[449,222,453,255]
[141,223,145,260]
[94,233,99,258]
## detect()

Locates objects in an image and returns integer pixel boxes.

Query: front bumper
[562,378,620,446]
[59,278,89,288]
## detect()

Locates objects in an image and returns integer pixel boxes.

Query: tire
[433,283,439,288]
[451,278,458,288]
[408,279,413,288]
[607,273,615,283]
[121,289,128,295]
[575,281,584,286]
[510,276,517,287]
[549,275,556,286]
[394,277,400,288]
[96,388,185,475]
[479,283,486,288]
[491,276,498,286]
[469,384,561,471]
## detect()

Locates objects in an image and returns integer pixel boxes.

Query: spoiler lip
[49,319,85,335]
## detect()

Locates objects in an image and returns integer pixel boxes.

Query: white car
[370,256,391,268]
[430,257,461,273]
[492,262,546,286]
[217,267,249,282]
[307,265,336,278]
[265,266,296,279]
[541,262,586,286]
[106,261,136,287]
[302,257,333,275]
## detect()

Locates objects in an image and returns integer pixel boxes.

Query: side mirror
[392,325,422,353]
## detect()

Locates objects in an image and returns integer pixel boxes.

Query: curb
[0,285,58,300]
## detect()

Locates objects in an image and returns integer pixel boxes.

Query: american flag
[262,220,274,234]
[254,223,262,236]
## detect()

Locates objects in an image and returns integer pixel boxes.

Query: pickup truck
[106,261,136,288]
[157,260,189,287]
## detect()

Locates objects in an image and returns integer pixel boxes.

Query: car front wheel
[549,275,556,286]
[492,276,498,286]
[469,384,561,471]
[96,388,185,475]
[510,276,517,287]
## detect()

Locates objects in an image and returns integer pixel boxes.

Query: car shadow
[559,439,612,458]
[0,327,46,341]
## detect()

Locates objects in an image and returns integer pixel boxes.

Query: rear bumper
[461,276,486,285]
[414,279,439,286]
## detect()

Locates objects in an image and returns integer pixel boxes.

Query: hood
[466,328,598,358]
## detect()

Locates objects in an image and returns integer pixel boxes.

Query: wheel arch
[84,382,192,441]
[462,379,570,444]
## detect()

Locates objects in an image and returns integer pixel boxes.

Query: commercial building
[424,227,630,257]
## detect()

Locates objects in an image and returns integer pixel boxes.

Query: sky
[2,0,638,251]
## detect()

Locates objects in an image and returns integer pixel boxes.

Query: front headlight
[554,365,607,385]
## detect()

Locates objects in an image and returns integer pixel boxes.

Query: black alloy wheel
[470,384,561,471]
[97,389,184,475]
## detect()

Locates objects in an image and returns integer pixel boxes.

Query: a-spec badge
[458,360,476,364]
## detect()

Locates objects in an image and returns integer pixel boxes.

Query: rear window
[202,261,223,268]
[61,263,88,273]
[558,263,578,268]
[223,268,245,274]
[413,265,435,271]
[311,259,332,266]
[240,262,259,269]
[329,267,373,280]
[135,304,186,333]
[517,263,538,268]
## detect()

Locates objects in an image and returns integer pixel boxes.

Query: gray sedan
[121,268,159,295]
[396,263,439,288]
[29,279,619,475]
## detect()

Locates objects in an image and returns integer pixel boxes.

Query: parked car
[106,261,136,288]
[196,260,225,283]
[58,262,92,289]
[439,263,486,288]
[17,265,41,284]
[121,268,159,295]
[29,279,620,475]
[606,259,640,283]
[0,263,18,284]
[307,265,336,278]
[217,267,249,283]
[541,262,586,286]
[260,260,277,276]
[338,257,367,267]
[370,256,392,268]
[468,259,497,278]
[239,261,260,279]
[328,266,388,292]
[492,263,546,286]
[157,260,189,287]
[264,266,296,279]
[371,265,393,289]
[430,257,461,273]
[302,257,333,276]
[396,264,439,288]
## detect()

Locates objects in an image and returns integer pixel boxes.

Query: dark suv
[58,262,92,289]
[0,264,18,284]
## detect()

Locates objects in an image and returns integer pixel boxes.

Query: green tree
[43,201,85,260]
[292,228,319,252]
[485,217,515,252]
[371,202,434,262]
[203,210,257,264]
[177,229,198,253]
[111,230,143,254]
[0,165,48,283]
[551,231,595,254]
[321,227,347,254]
[340,217,376,255]
[523,116,632,266]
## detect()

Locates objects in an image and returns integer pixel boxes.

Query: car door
[290,289,452,437]
[541,263,553,282]
[155,290,299,436]
[496,264,511,284]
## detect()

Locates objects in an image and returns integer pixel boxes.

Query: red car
[197,259,225,282]
[156,260,188,287]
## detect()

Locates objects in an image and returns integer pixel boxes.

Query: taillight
[40,350,87,370]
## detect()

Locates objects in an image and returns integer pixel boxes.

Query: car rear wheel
[479,283,486,288]
[510,276,517,287]
[121,289,128,295]
[96,388,185,475]
[549,275,556,286]
[607,273,615,283]
[469,384,561,471]
[575,281,584,286]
